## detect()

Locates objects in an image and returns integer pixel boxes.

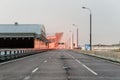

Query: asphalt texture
[0,50,120,80]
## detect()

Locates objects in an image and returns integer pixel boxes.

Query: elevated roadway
[0,50,120,80]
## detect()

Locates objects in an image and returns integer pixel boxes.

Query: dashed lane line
[24,76,30,80]
[23,59,48,80]
[44,60,47,63]
[32,67,39,73]
[23,67,39,80]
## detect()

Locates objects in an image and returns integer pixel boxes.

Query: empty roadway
[0,50,120,80]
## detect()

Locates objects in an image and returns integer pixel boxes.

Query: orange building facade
[47,32,64,49]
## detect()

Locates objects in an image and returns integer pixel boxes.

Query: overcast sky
[0,0,120,46]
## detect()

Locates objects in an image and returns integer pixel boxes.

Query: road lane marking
[0,54,42,65]
[67,53,98,76]
[44,60,47,63]
[75,59,98,75]
[32,67,39,73]
[0,54,50,66]
[24,76,30,80]
[67,53,75,59]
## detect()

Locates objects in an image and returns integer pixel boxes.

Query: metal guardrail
[0,49,48,61]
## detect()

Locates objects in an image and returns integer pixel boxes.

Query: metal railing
[0,48,49,61]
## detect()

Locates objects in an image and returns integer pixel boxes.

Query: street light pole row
[69,7,92,50]
[82,7,92,50]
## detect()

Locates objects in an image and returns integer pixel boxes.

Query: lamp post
[69,30,74,49]
[82,7,92,50]
[73,24,79,48]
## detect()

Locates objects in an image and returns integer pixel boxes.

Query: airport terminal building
[0,23,49,49]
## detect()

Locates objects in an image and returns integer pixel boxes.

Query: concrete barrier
[73,49,120,63]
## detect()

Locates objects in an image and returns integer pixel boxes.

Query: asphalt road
[0,50,120,80]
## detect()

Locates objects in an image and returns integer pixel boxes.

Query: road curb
[70,50,120,64]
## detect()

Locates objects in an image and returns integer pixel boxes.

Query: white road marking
[0,54,48,66]
[75,59,98,75]
[67,53,75,59]
[44,60,47,63]
[32,67,39,73]
[24,76,30,80]
[67,53,98,76]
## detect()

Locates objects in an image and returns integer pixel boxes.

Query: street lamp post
[69,30,74,49]
[82,7,92,50]
[73,24,79,48]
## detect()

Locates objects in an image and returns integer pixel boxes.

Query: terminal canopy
[0,24,49,43]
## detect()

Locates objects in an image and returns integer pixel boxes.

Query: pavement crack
[61,55,71,80]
